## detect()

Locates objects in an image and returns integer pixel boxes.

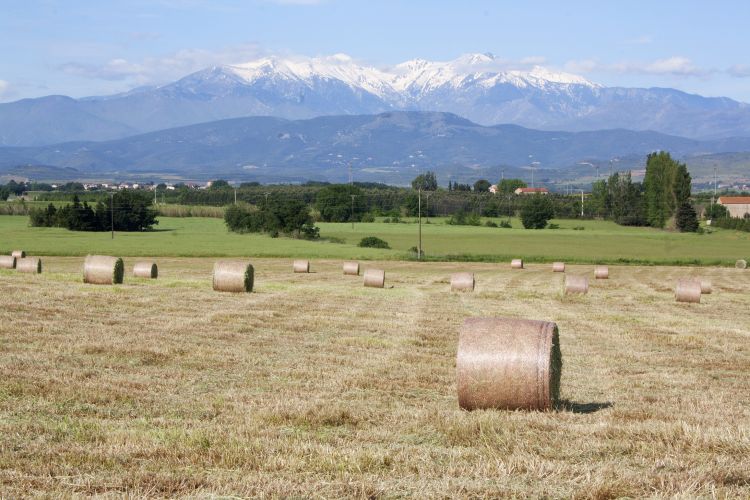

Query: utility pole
[154,186,157,205]
[580,190,584,217]
[418,186,422,260]
[234,187,237,205]
[711,166,717,216]
[110,192,114,239]
[350,194,356,230]
[264,192,270,205]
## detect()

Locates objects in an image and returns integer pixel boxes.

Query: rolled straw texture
[552,262,565,273]
[11,250,25,258]
[16,257,41,274]
[133,261,158,279]
[293,260,310,273]
[0,255,16,269]
[675,279,701,303]
[213,260,254,293]
[451,272,475,292]
[737,259,747,269]
[83,255,124,284]
[363,269,385,288]
[700,279,712,294]
[511,259,524,269]
[564,275,588,295]
[457,318,562,411]
[594,266,609,279]
[343,261,360,275]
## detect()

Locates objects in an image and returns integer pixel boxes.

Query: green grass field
[0,215,748,265]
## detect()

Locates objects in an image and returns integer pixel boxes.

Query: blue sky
[2,0,750,102]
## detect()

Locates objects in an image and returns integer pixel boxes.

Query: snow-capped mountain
[2,53,750,146]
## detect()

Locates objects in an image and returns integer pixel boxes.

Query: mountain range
[3,53,750,147]
[3,111,750,185]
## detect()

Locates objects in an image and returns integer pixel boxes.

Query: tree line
[29,191,158,231]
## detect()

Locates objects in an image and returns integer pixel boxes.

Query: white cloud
[59,43,264,85]
[728,64,750,78]
[565,56,711,77]
[520,56,547,66]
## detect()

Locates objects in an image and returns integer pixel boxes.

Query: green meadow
[0,215,747,265]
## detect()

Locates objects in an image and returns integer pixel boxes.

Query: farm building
[717,196,750,218]
[515,187,549,195]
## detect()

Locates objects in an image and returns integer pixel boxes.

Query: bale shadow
[557,399,613,414]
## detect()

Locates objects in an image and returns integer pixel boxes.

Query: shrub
[676,201,699,232]
[485,220,498,228]
[521,195,554,229]
[358,236,390,249]
[499,220,512,228]
[548,223,560,229]
[360,212,375,223]
[408,246,425,257]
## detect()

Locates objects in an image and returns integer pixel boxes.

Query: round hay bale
[564,275,588,295]
[552,262,565,273]
[16,257,41,274]
[594,265,609,279]
[363,269,385,288]
[213,260,254,293]
[293,259,310,273]
[699,279,712,294]
[133,261,158,279]
[83,255,124,285]
[736,259,747,269]
[457,318,562,411]
[0,255,16,269]
[451,272,475,292]
[511,259,524,269]
[343,261,360,275]
[675,279,701,303]
[11,250,25,259]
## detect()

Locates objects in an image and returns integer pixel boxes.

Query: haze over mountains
[3,53,750,148]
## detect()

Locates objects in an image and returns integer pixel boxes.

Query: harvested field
[0,258,749,497]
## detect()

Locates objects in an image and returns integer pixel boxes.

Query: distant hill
[3,53,750,146]
[1,111,749,184]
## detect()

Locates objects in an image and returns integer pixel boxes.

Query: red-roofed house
[514,187,549,195]
[718,196,750,218]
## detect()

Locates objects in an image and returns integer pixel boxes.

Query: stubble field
[1,258,749,497]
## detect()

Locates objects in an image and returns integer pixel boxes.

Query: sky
[2,0,750,103]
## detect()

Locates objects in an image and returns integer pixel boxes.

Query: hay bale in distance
[16,257,42,274]
[564,275,588,295]
[511,259,524,269]
[552,262,565,273]
[343,261,360,276]
[675,279,701,303]
[737,259,747,269]
[133,261,158,279]
[594,266,609,279]
[363,269,385,288]
[0,255,16,269]
[213,260,254,293]
[699,279,712,294]
[83,255,124,285]
[457,318,562,411]
[11,250,25,259]
[293,260,310,273]
[451,272,475,292]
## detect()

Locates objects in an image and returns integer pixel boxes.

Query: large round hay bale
[293,259,310,273]
[343,261,360,275]
[675,279,701,303]
[363,269,385,288]
[133,261,158,279]
[0,255,16,269]
[213,260,254,293]
[16,257,42,274]
[457,318,562,411]
[451,272,475,292]
[564,275,588,295]
[11,250,25,259]
[736,259,747,269]
[83,255,124,284]
[552,262,565,273]
[699,279,712,294]
[594,265,609,279]
[511,259,524,269]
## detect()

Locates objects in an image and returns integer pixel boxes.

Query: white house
[718,196,750,218]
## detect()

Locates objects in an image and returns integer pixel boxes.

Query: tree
[676,201,699,232]
[473,179,491,192]
[520,194,554,229]
[644,151,689,228]
[705,203,728,220]
[315,184,366,222]
[209,179,230,189]
[498,178,527,194]
[411,171,438,191]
